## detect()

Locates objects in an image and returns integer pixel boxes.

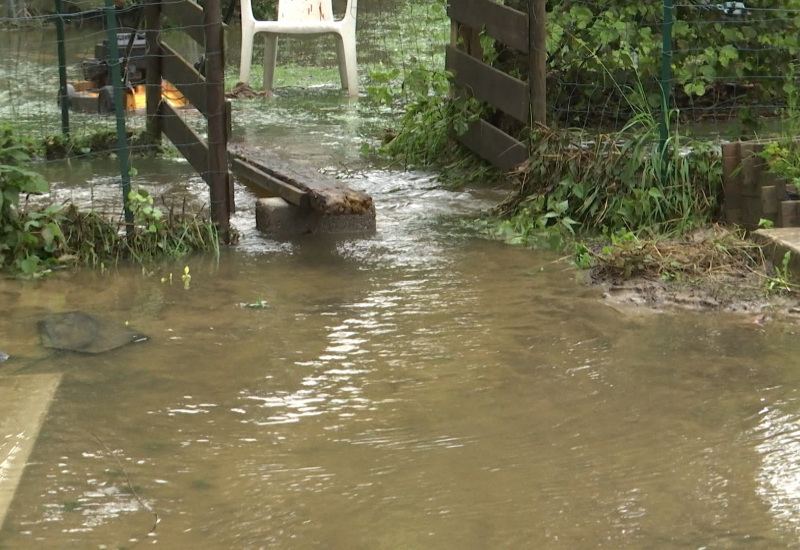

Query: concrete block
[0,374,62,531]
[752,227,800,281]
[256,197,376,240]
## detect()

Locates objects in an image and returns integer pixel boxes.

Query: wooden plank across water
[229,145,373,215]
[231,158,310,208]
[0,374,62,531]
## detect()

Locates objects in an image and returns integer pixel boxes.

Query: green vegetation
[369,0,800,296]
[41,130,164,159]
[0,125,222,277]
[490,121,721,240]
[498,1,800,124]
[765,250,797,292]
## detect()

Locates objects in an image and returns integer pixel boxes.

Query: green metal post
[103,0,134,232]
[55,0,70,138]
[660,0,674,152]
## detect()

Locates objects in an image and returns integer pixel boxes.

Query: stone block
[256,197,376,240]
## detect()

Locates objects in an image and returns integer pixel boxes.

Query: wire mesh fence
[545,0,800,140]
[0,0,450,146]
[0,0,451,234]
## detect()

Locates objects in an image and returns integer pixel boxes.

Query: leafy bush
[485,1,800,124]
[0,125,221,277]
[0,125,58,275]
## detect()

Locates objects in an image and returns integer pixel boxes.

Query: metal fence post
[103,0,134,232]
[55,0,70,138]
[660,0,674,152]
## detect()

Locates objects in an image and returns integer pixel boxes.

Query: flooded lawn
[3,5,800,549]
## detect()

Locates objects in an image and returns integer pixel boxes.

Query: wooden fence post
[145,0,162,142]
[529,0,546,126]
[203,0,233,240]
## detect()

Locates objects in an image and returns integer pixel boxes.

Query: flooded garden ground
[4,3,800,548]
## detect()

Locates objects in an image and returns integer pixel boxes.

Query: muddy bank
[592,274,800,319]
[580,226,800,320]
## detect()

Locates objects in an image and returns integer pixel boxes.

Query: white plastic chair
[239,0,359,97]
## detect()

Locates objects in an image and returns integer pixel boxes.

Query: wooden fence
[446,0,546,170]
[144,0,234,238]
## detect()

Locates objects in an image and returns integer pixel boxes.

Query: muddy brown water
[4,153,800,548]
[4,211,800,549]
[4,10,800,550]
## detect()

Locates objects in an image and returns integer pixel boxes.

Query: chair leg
[263,34,278,93]
[239,27,254,84]
[335,33,358,97]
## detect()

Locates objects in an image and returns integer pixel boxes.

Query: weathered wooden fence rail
[446,0,546,170]
[144,0,234,238]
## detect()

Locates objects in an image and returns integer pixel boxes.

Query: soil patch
[226,82,272,99]
[582,226,800,320]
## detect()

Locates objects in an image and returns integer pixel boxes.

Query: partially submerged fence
[46,0,234,236]
[144,0,233,237]
[445,0,546,170]
[446,1,800,169]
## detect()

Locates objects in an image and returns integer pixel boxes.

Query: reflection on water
[4,194,800,547]
[756,406,800,536]
[5,144,800,548]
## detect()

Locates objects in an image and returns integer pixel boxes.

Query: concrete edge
[0,374,62,532]
[751,228,800,281]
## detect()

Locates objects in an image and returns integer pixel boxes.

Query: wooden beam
[447,0,528,53]
[161,0,206,46]
[229,145,374,215]
[457,118,528,170]
[144,0,162,141]
[160,0,229,46]
[529,0,546,125]
[446,45,529,123]
[231,158,310,208]
[161,101,209,181]
[161,41,208,117]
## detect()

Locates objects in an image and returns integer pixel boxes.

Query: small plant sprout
[765,251,798,294]
[241,297,268,309]
[181,266,191,290]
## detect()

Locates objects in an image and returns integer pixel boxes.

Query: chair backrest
[278,0,334,22]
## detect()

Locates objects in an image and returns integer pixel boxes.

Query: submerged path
[0,374,61,531]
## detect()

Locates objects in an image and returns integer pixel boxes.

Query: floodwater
[4,9,800,550]
[7,165,800,549]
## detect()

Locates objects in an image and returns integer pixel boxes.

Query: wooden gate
[446,0,546,170]
[144,0,234,239]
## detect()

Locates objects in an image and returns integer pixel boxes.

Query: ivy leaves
[545,0,800,118]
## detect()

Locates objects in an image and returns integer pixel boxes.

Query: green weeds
[765,251,797,293]
[42,130,164,159]
[0,125,222,277]
[492,122,721,240]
